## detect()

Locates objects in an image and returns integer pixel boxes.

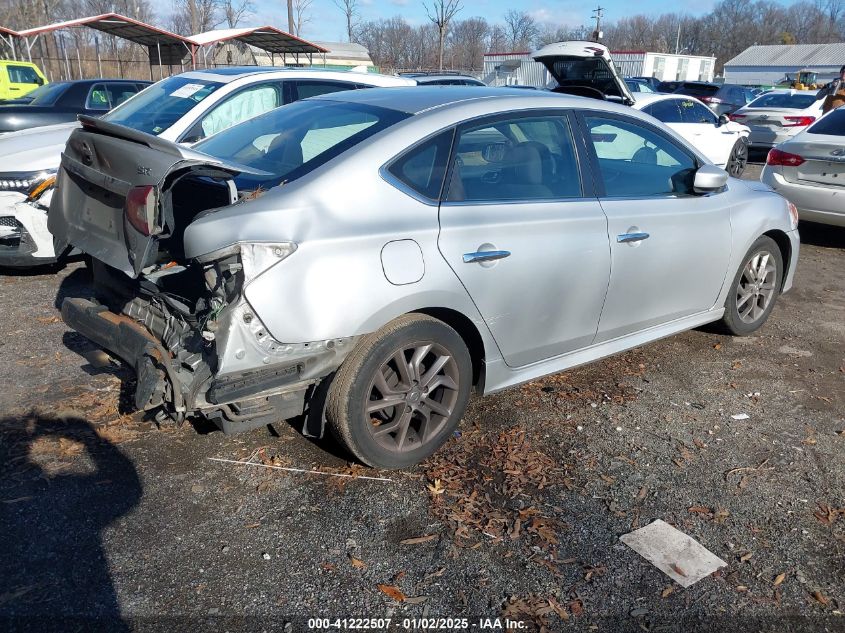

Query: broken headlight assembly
[0,170,56,199]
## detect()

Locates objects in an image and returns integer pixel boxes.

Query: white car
[633,93,751,176]
[0,67,415,268]
[728,89,825,151]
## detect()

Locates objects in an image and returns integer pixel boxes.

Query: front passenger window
[585,115,697,197]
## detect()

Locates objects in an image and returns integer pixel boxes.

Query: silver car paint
[180,89,798,394]
[761,130,845,227]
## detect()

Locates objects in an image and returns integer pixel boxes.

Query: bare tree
[221,0,254,28]
[448,17,489,70]
[293,0,313,36]
[334,0,360,42]
[424,0,462,70]
[503,10,537,50]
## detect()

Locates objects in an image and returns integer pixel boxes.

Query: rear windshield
[676,83,719,97]
[194,100,409,189]
[102,76,224,135]
[748,93,817,109]
[25,82,68,105]
[807,109,845,135]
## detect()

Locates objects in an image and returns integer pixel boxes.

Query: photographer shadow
[0,413,141,630]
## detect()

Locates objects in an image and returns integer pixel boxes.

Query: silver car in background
[761,107,845,227]
[50,87,800,469]
[730,89,825,150]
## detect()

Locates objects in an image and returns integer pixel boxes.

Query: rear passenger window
[106,83,141,107]
[387,131,453,200]
[644,99,683,123]
[585,115,697,197]
[446,115,582,202]
[288,80,355,102]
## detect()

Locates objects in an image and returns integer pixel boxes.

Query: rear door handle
[617,232,650,243]
[463,250,511,263]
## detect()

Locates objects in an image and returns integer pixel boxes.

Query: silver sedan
[761,107,845,227]
[50,87,800,468]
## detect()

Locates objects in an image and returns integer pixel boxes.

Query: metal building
[724,43,845,86]
[611,51,716,82]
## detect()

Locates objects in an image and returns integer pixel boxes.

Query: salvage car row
[2,41,839,469]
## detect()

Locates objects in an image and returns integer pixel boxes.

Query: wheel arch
[763,229,792,290]
[412,307,487,391]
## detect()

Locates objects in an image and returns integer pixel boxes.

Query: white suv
[0,67,415,268]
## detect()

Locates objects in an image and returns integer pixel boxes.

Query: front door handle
[617,232,650,243]
[463,250,511,263]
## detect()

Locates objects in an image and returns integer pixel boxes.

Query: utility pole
[288,0,295,35]
[591,6,604,43]
[675,21,681,54]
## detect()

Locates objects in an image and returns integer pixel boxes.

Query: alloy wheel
[736,250,777,323]
[365,342,460,453]
[728,140,748,177]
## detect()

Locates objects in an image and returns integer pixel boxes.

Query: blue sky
[150,0,729,42]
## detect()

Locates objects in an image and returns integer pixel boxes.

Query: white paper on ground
[620,519,727,588]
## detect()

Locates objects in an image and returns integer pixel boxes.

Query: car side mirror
[35,76,44,85]
[693,164,729,193]
[717,114,729,127]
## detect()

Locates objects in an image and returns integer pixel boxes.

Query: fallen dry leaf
[773,573,786,586]
[688,505,711,514]
[739,552,753,563]
[427,479,445,495]
[377,584,405,602]
[348,554,367,569]
[661,586,674,598]
[399,534,438,545]
[811,591,829,606]
[404,596,428,605]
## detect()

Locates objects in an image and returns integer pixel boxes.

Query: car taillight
[700,96,722,104]
[783,116,816,127]
[766,148,805,167]
[729,113,746,121]
[125,185,156,236]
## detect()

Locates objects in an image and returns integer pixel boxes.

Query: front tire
[726,138,748,177]
[720,235,783,335]
[325,314,472,469]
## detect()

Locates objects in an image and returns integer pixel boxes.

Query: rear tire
[720,235,783,336]
[726,138,748,177]
[325,314,472,469]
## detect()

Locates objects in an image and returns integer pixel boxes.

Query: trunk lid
[49,115,268,277]
[778,134,845,188]
[731,108,816,131]
[532,41,635,105]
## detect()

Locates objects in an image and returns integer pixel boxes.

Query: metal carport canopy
[16,13,194,66]
[0,26,20,60]
[190,26,328,63]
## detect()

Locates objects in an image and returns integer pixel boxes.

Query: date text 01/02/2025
[307,618,530,630]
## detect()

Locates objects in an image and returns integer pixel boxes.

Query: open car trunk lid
[48,115,269,278]
[532,41,635,105]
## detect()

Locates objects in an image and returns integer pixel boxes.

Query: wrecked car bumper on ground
[62,251,358,436]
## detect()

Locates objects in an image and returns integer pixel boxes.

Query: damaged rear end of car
[50,115,356,434]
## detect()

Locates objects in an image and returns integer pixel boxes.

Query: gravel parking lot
[1,162,843,632]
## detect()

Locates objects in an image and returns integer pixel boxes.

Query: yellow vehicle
[777,70,820,90]
[0,60,47,101]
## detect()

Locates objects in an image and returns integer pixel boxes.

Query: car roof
[312,85,634,116]
[631,93,706,108]
[177,66,415,86]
